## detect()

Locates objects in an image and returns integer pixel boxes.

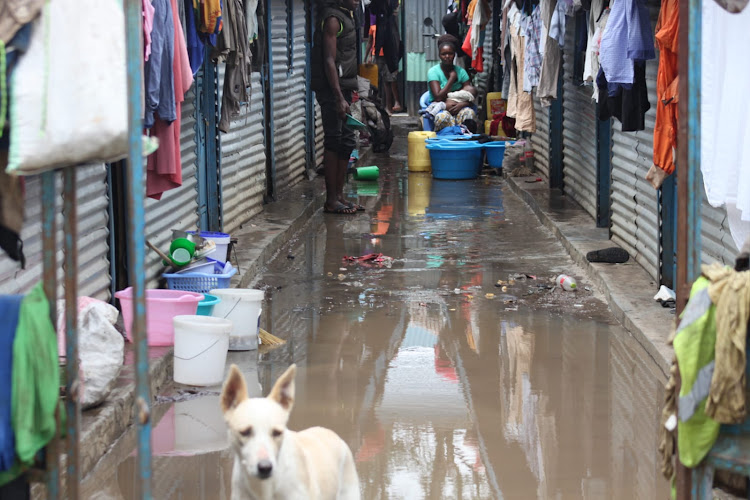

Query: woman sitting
[426,35,479,133]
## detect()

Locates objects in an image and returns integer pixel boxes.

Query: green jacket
[0,283,61,486]
[673,277,721,467]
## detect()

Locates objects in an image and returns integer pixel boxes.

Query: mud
[81,122,669,499]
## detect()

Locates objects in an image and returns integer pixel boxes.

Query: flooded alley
[81,126,670,500]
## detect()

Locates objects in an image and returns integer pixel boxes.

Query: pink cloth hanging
[146,0,194,200]
[143,0,155,61]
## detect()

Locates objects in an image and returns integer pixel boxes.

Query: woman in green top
[427,36,478,133]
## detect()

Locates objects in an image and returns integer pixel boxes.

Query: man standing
[366,24,402,114]
[311,0,362,214]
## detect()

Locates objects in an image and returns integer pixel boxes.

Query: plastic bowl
[115,288,204,346]
[196,294,221,316]
[426,141,485,180]
[484,141,515,168]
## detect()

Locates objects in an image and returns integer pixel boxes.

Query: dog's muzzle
[257,460,273,479]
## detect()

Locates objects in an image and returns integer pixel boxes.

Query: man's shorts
[376,56,398,83]
[315,88,356,159]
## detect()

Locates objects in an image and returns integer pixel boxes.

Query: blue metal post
[676,0,702,310]
[549,63,564,189]
[264,0,277,201]
[675,0,701,493]
[62,168,80,498]
[124,0,152,497]
[203,52,221,231]
[195,59,208,231]
[660,174,677,288]
[595,110,612,228]
[41,171,59,499]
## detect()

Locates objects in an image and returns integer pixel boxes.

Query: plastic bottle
[556,274,577,291]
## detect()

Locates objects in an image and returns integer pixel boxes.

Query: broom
[259,327,286,346]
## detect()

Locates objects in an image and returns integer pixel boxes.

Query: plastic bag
[8,0,128,175]
[57,298,124,409]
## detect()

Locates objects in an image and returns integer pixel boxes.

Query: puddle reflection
[81,146,668,499]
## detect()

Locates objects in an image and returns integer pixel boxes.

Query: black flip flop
[324,203,356,215]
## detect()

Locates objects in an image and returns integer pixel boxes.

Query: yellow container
[486,92,506,118]
[408,131,436,171]
[359,63,379,89]
[408,173,432,215]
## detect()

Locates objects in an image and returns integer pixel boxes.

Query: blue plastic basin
[484,141,514,168]
[196,294,221,316]
[426,141,484,180]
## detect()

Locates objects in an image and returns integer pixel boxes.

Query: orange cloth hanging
[653,0,679,175]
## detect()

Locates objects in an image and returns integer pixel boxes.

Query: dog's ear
[221,364,248,414]
[268,364,296,411]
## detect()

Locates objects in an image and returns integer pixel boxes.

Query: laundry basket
[163,262,237,293]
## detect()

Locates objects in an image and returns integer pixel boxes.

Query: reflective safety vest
[673,276,721,467]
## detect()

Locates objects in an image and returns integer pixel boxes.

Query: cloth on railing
[704,263,750,423]
[0,295,22,473]
[0,283,60,487]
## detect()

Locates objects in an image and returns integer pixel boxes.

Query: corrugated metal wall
[0,165,111,300]
[561,23,598,220]
[609,12,660,281]
[701,196,739,265]
[218,67,267,234]
[270,0,308,191]
[532,94,550,180]
[404,0,445,62]
[144,87,200,287]
[75,164,113,299]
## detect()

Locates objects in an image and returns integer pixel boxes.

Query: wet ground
[81,124,670,499]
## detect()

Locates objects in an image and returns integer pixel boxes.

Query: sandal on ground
[345,201,366,211]
[324,202,357,214]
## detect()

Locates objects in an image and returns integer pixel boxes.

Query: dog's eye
[272,429,283,438]
[239,427,253,437]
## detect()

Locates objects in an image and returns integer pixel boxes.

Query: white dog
[220,364,361,500]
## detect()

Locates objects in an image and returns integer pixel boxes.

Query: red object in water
[344,253,384,263]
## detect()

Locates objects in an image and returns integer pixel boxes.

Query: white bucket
[209,289,264,351]
[173,315,232,386]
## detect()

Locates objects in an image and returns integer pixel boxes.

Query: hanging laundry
[582,0,608,93]
[246,0,259,41]
[588,7,611,102]
[0,295,23,473]
[537,0,569,106]
[194,0,223,34]
[144,0,177,128]
[700,0,750,248]
[0,0,44,45]
[598,0,654,85]
[144,0,156,61]
[522,5,542,92]
[216,0,251,133]
[147,0,194,200]
[506,5,536,133]
[0,283,60,487]
[646,0,678,189]
[596,62,650,131]
[184,0,206,74]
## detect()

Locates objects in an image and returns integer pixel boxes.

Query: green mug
[353,166,379,181]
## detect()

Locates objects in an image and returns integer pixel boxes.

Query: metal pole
[62,168,80,498]
[675,0,702,494]
[41,170,60,499]
[677,0,702,313]
[124,0,152,497]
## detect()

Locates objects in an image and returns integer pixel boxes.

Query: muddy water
[82,129,669,499]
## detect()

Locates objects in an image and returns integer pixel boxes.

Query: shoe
[586,247,630,263]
